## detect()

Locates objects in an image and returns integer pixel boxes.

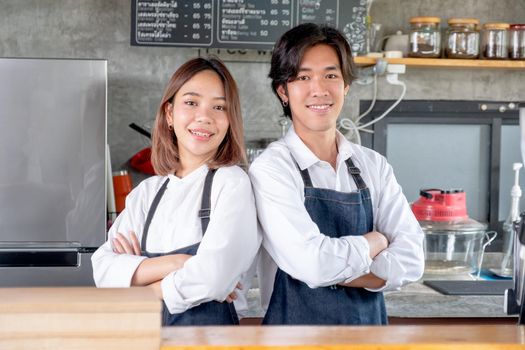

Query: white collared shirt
[249,126,424,309]
[92,165,261,315]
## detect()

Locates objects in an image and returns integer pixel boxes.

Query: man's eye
[326,74,337,79]
[297,75,309,81]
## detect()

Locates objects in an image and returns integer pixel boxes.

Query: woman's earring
[168,124,173,131]
[282,100,288,107]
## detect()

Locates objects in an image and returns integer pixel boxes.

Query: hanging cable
[357,73,406,130]
[356,73,378,122]
[339,64,407,144]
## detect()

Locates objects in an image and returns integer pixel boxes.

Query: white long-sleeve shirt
[249,126,424,309]
[92,165,261,315]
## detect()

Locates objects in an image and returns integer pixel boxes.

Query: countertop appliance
[412,189,492,277]
[0,58,107,286]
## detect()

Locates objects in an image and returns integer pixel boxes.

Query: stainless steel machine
[0,58,107,286]
[505,106,525,324]
[505,212,525,324]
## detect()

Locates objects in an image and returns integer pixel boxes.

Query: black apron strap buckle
[348,166,361,175]
[198,209,211,218]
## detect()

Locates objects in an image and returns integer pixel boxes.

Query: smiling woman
[91,58,261,326]
[152,58,246,176]
[166,70,230,177]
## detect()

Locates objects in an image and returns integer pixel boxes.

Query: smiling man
[248,23,425,325]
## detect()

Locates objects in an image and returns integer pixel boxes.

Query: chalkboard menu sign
[131,0,369,55]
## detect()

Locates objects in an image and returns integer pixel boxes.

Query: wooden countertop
[2,287,523,349]
[161,325,525,350]
[0,286,160,313]
[0,287,161,350]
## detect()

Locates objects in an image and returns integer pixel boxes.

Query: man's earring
[168,124,173,131]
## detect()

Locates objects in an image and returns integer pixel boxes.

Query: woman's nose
[194,108,212,124]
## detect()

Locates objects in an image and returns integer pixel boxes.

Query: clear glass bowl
[419,218,491,277]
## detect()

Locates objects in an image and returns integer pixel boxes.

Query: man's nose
[310,77,328,97]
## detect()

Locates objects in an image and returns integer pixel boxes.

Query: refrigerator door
[0,58,107,248]
[0,58,106,281]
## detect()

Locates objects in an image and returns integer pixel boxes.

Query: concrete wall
[1,0,524,174]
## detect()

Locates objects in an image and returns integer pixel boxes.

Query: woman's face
[166,70,230,167]
[277,44,349,137]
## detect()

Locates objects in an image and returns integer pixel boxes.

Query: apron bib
[263,157,387,325]
[141,170,239,326]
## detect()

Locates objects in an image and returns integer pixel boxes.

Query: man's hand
[363,231,388,259]
[339,273,386,289]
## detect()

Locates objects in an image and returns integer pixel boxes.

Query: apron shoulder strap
[290,154,314,188]
[345,158,368,190]
[141,177,170,251]
[198,168,217,235]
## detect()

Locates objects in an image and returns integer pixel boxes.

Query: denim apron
[263,157,387,325]
[140,169,239,326]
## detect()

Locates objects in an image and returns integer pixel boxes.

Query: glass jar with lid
[509,24,525,60]
[408,16,442,58]
[445,18,480,59]
[481,22,510,59]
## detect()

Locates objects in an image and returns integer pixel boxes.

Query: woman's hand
[112,232,141,255]
[112,232,194,286]
[225,282,242,303]
[131,253,193,286]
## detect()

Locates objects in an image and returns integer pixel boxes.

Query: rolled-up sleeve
[365,158,425,292]
[91,186,148,288]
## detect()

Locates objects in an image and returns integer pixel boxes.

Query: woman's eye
[214,105,226,111]
[184,100,196,106]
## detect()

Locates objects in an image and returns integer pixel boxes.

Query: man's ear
[276,85,288,104]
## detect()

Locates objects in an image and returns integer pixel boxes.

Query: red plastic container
[411,189,468,221]
[112,170,132,214]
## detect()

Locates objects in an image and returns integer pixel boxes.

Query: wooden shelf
[354,56,525,69]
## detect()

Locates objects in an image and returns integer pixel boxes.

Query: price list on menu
[132,1,214,46]
[218,0,292,45]
[131,0,368,54]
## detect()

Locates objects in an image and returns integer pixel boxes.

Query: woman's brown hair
[151,58,246,175]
